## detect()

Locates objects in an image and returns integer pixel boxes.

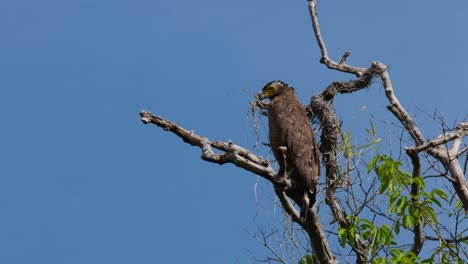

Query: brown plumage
[260,80,320,220]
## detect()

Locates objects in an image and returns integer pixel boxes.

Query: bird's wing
[286,105,320,192]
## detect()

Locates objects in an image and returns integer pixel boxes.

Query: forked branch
[307,0,468,212]
[307,0,467,261]
[140,110,337,264]
[141,0,467,263]
[140,110,276,181]
[308,0,366,76]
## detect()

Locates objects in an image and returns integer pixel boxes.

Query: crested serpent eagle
[260,80,320,220]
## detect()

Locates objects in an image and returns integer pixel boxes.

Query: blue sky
[1,0,467,263]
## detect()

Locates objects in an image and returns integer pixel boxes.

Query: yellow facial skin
[261,84,278,99]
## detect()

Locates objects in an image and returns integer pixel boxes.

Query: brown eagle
[260,80,320,220]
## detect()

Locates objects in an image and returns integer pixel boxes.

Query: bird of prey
[260,80,320,220]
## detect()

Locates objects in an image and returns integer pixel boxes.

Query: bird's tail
[300,189,316,221]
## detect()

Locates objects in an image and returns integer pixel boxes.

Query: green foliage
[338,216,394,253]
[367,155,412,194]
[419,241,466,264]
[372,248,422,264]
[364,154,455,263]
[336,123,463,263]
[340,120,381,158]
[299,255,314,264]
[362,120,382,150]
[389,249,420,263]
[368,154,448,232]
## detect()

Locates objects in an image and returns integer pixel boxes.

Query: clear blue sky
[1,0,467,263]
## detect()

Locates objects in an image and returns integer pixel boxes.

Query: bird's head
[259,80,294,100]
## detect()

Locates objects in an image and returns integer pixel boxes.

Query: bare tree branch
[406,150,425,255]
[377,63,425,146]
[141,1,468,262]
[242,227,288,264]
[140,110,338,263]
[405,133,459,154]
[307,0,468,212]
[405,122,468,210]
[274,188,302,224]
[308,0,366,76]
[140,110,276,181]
[426,235,468,244]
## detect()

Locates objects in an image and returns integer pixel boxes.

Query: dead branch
[141,0,467,262]
[275,188,301,224]
[375,63,425,146]
[140,110,276,181]
[405,122,468,210]
[405,133,459,154]
[308,1,385,262]
[140,110,337,264]
[307,0,468,212]
[308,0,366,76]
[426,235,468,244]
[242,227,288,264]
[406,150,425,255]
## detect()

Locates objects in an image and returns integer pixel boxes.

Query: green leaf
[367,156,378,174]
[359,219,374,230]
[402,215,415,229]
[388,191,402,214]
[395,196,408,215]
[432,188,448,202]
[423,206,438,224]
[376,224,393,246]
[337,227,347,247]
[421,254,435,264]
[389,248,404,258]
[429,197,442,208]
[399,171,412,186]
[411,176,426,190]
[358,219,376,240]
[371,257,387,264]
[299,255,314,264]
[379,176,390,194]
[370,119,377,137]
[394,220,401,234]
[408,202,422,219]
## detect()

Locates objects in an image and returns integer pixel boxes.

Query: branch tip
[140,110,152,124]
[141,117,150,124]
[339,51,350,65]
